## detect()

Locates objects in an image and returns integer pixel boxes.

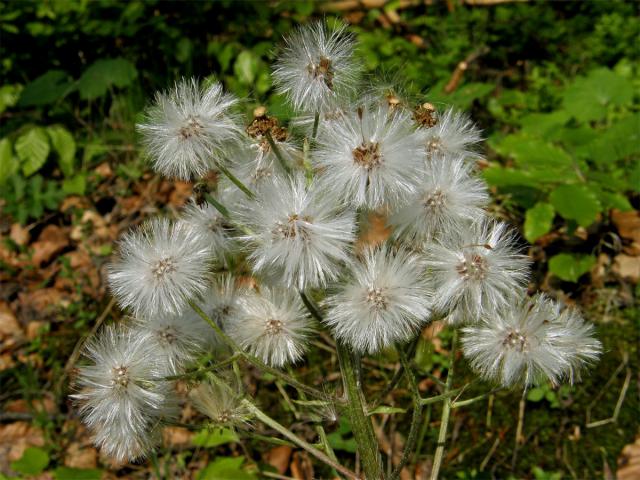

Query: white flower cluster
[73,20,601,463]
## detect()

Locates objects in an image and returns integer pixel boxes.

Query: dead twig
[444,46,490,94]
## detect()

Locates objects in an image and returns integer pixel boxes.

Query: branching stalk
[265,129,292,174]
[390,349,423,479]
[430,331,458,480]
[243,399,359,480]
[217,162,255,199]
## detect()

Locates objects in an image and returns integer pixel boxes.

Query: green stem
[336,342,384,480]
[204,192,230,219]
[312,111,320,139]
[451,388,503,409]
[159,353,241,381]
[218,162,255,199]
[390,349,423,480]
[430,331,458,480]
[189,301,330,401]
[265,130,291,174]
[243,399,359,480]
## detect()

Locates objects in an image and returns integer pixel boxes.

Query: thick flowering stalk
[325,246,432,354]
[461,294,602,387]
[137,78,240,180]
[272,20,360,113]
[237,174,356,289]
[314,102,425,208]
[107,218,212,318]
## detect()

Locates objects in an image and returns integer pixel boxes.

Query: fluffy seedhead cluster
[72,20,601,463]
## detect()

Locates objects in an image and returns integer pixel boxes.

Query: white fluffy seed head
[425,219,531,323]
[201,274,246,332]
[461,294,602,387]
[130,311,211,376]
[225,287,313,367]
[314,102,425,209]
[272,20,360,113]
[190,381,252,429]
[237,174,356,289]
[181,198,234,259]
[324,247,432,354]
[422,107,483,159]
[137,78,240,180]
[108,218,212,318]
[71,325,174,463]
[390,154,489,242]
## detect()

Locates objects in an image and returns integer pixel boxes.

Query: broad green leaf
[562,68,634,122]
[524,203,555,242]
[548,253,595,282]
[53,467,103,480]
[519,110,570,138]
[16,127,50,176]
[47,125,76,176]
[549,184,601,227]
[10,447,49,475]
[234,50,259,85]
[494,133,573,170]
[78,58,138,100]
[197,457,257,480]
[483,167,540,188]
[192,427,239,448]
[0,84,22,114]
[175,37,193,63]
[596,191,633,212]
[0,138,17,184]
[18,70,74,107]
[583,114,640,164]
[526,387,545,402]
[62,173,86,195]
[368,405,406,415]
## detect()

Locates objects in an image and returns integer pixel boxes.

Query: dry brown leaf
[5,396,56,414]
[0,353,15,371]
[264,445,292,475]
[18,288,69,314]
[64,443,98,469]
[31,225,69,266]
[169,181,193,206]
[0,421,45,465]
[9,223,30,246]
[0,301,22,340]
[356,211,392,251]
[612,209,640,242]
[26,321,47,340]
[162,426,193,448]
[618,436,640,480]
[95,162,113,178]
[612,254,640,283]
[290,451,314,480]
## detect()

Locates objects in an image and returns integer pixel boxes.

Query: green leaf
[483,167,540,188]
[53,467,103,480]
[526,387,545,402]
[18,70,74,107]
[197,457,257,480]
[0,84,23,114]
[10,447,49,475]
[16,127,50,176]
[519,110,571,138]
[78,58,138,100]
[548,253,595,282]
[368,405,406,415]
[584,114,640,164]
[62,173,86,195]
[0,137,17,184]
[192,427,239,448]
[549,184,601,227]
[47,125,76,176]
[234,50,259,85]
[562,68,634,122]
[493,133,573,170]
[524,203,555,242]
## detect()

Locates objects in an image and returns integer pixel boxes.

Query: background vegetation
[0,1,638,479]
